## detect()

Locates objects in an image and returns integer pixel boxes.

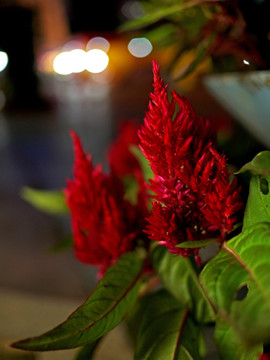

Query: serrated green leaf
[214,317,262,360]
[151,246,215,323]
[12,253,144,351]
[238,151,270,230]
[200,222,270,346]
[135,290,201,360]
[21,187,68,215]
[74,338,101,360]
[176,238,217,248]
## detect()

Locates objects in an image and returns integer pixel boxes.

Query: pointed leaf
[238,151,270,178]
[238,151,270,230]
[151,246,215,323]
[21,187,68,215]
[200,222,270,346]
[12,252,144,351]
[135,290,201,360]
[176,238,217,248]
[214,317,262,360]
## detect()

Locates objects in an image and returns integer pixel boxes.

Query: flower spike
[139,61,242,262]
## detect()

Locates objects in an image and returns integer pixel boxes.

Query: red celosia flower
[65,130,146,276]
[108,121,141,177]
[108,120,149,225]
[260,354,270,360]
[139,61,242,263]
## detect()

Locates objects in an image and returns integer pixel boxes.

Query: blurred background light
[53,51,73,75]
[62,39,85,51]
[85,49,109,73]
[69,49,86,73]
[86,37,110,53]
[243,59,250,65]
[0,51,8,72]
[120,1,145,19]
[127,38,152,58]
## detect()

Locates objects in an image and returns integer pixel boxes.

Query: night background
[0,0,269,359]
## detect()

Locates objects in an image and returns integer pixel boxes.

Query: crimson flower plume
[139,61,242,263]
[65,130,146,276]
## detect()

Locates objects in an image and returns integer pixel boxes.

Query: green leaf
[123,176,139,205]
[200,222,270,346]
[74,339,101,360]
[176,238,217,248]
[238,152,270,230]
[174,35,214,81]
[214,317,263,360]
[134,290,202,360]
[151,246,215,323]
[243,176,270,230]
[12,253,144,351]
[120,0,223,31]
[238,151,270,178]
[130,145,154,183]
[21,187,68,215]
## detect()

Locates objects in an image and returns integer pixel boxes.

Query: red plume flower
[108,121,141,177]
[260,355,270,360]
[65,130,146,276]
[139,61,242,264]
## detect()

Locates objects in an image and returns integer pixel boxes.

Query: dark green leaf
[176,238,217,248]
[21,187,68,215]
[151,246,215,323]
[135,290,202,360]
[200,222,270,346]
[74,338,101,360]
[238,151,270,230]
[214,317,263,360]
[12,253,144,351]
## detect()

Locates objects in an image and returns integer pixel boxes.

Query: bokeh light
[69,49,86,73]
[121,1,145,19]
[0,51,8,72]
[86,37,110,53]
[127,38,152,58]
[85,49,109,73]
[53,51,73,75]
